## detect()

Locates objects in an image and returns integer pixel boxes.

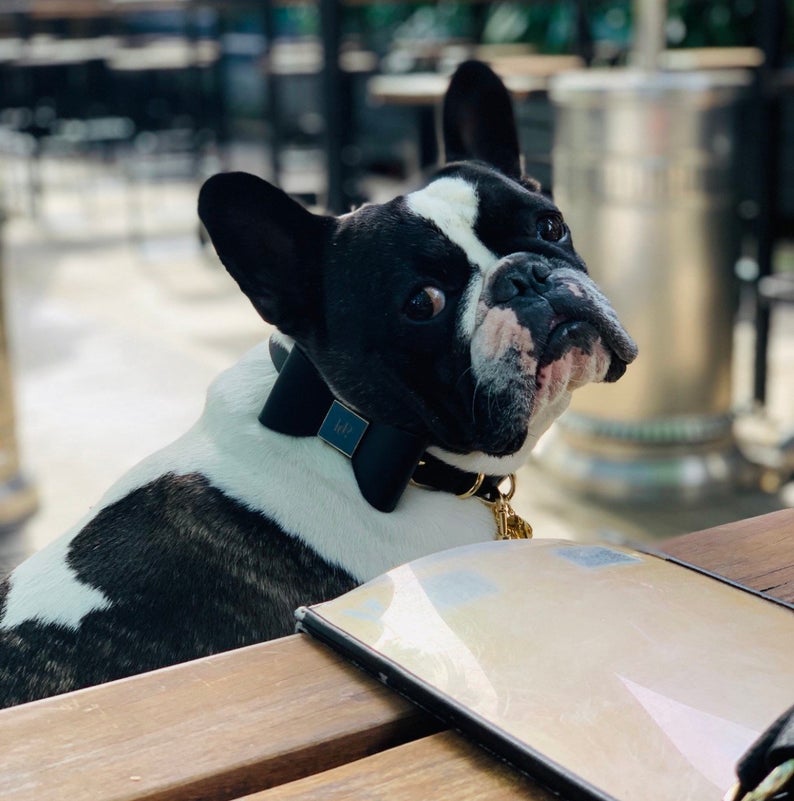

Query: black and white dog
[0,62,636,707]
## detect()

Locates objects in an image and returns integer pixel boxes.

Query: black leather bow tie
[259,337,506,512]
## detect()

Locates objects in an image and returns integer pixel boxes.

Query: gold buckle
[410,466,533,540]
[457,472,485,499]
[481,474,533,540]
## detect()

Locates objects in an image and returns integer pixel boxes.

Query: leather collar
[259,337,507,512]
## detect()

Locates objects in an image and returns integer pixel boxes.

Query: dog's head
[199,61,637,477]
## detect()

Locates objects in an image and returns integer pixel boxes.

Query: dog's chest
[156,342,499,579]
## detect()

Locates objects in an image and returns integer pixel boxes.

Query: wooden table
[2,508,792,801]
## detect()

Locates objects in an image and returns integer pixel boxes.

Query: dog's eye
[536,213,567,242]
[405,286,446,321]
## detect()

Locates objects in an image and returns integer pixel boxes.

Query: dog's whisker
[470,376,483,424]
[455,364,474,391]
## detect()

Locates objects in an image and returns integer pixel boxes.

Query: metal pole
[752,0,785,405]
[262,0,282,186]
[630,0,666,71]
[320,0,344,213]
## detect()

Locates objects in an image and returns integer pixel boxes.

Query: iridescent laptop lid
[296,539,794,801]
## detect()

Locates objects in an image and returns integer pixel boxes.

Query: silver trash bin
[537,69,752,501]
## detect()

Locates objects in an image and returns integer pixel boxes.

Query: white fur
[1,526,111,629]
[457,273,485,343]
[1,342,496,631]
[406,178,495,271]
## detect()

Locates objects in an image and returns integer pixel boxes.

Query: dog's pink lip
[537,313,573,365]
[536,317,591,379]
[548,313,570,334]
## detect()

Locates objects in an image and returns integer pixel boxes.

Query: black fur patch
[0,474,357,708]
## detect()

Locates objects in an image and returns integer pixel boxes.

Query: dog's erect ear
[198,172,332,338]
[442,60,521,180]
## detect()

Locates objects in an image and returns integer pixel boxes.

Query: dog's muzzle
[486,253,638,381]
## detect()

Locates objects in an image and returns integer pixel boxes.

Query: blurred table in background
[368,54,584,171]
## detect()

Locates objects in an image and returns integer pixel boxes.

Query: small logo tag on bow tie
[318,401,369,457]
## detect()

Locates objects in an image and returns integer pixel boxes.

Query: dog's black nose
[491,259,551,305]
[532,262,551,282]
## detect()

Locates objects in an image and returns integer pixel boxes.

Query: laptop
[296,538,794,801]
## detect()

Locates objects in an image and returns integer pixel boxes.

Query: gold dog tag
[491,495,533,540]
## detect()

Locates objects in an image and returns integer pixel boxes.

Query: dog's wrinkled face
[199,61,637,475]
[311,162,636,471]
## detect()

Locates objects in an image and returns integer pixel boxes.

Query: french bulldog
[0,61,636,708]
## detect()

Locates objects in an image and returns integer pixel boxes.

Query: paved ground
[0,152,791,575]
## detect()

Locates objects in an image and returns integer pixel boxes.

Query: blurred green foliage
[262,1,793,62]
